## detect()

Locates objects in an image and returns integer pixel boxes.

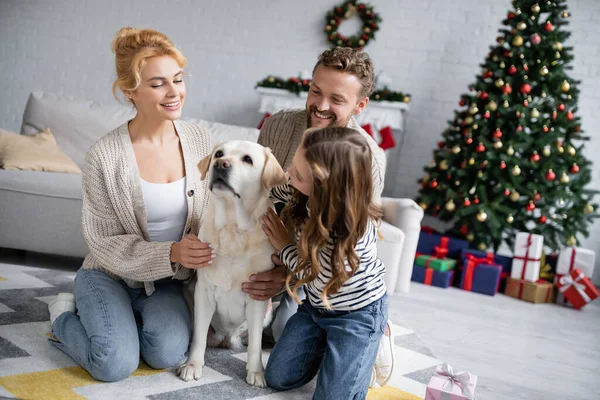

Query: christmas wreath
[325,1,381,48]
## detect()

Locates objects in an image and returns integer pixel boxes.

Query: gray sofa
[0,92,423,294]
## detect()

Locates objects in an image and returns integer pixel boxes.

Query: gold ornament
[507,214,515,223]
[561,80,571,92]
[478,243,488,251]
[455,181,460,186]
[465,116,474,125]
[531,3,540,13]
[419,202,428,210]
[468,158,475,165]
[555,51,561,59]
[531,108,540,119]
[520,53,525,59]
[584,203,594,214]
[507,146,515,156]
[500,61,506,68]
[562,11,569,18]
[543,145,551,156]
[567,236,577,247]
[445,199,456,212]
[477,170,484,177]
[558,145,564,154]
[560,173,570,184]
[466,233,475,242]
[472,124,479,130]
[488,101,498,111]
[423,174,430,183]
[517,22,527,30]
[553,41,563,51]
[503,100,510,108]
[541,91,547,98]
[512,35,524,47]
[558,198,565,206]
[494,141,503,149]
[510,191,520,202]
[469,104,479,115]
[358,39,365,46]
[540,66,549,76]
[477,211,488,222]
[364,27,371,33]
[439,160,449,170]
[512,165,521,176]
[403,96,411,103]
[495,78,505,88]
[325,25,332,31]
[452,145,461,154]
[568,146,576,156]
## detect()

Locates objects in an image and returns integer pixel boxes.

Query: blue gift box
[417,231,469,259]
[459,254,503,296]
[459,249,512,275]
[411,264,454,288]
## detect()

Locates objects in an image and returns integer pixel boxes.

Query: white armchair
[377,197,424,295]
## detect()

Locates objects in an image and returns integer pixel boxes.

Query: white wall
[1,0,599,282]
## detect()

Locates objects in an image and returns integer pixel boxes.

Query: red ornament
[476,143,486,153]
[520,84,532,94]
[523,64,529,71]
[483,71,493,79]
[552,110,558,120]
[430,180,439,188]
[464,199,471,207]
[558,104,566,111]
[474,197,480,204]
[459,99,466,106]
[466,138,473,144]
[504,50,511,57]
[480,92,489,99]
[504,84,513,94]
[526,202,536,212]
[508,12,515,19]
[524,100,529,107]
[546,170,556,181]
[484,111,491,119]
[481,160,488,168]
[544,21,554,31]
[543,126,549,133]
[504,188,511,196]
[517,125,523,131]
[570,164,580,173]
[508,65,517,75]
[493,129,503,138]
[460,224,469,235]
[539,215,548,224]
[567,111,574,120]
[438,141,445,148]
[530,33,542,45]
[534,193,541,201]
[530,153,541,162]
[500,161,507,169]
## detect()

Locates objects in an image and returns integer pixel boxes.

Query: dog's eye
[242,155,253,165]
[215,150,224,158]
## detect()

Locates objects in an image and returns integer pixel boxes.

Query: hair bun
[111,27,139,53]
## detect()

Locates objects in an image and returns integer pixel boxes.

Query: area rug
[0,262,442,400]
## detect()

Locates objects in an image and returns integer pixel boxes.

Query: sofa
[0,92,423,294]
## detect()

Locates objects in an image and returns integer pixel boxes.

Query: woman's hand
[171,234,215,269]
[262,208,293,252]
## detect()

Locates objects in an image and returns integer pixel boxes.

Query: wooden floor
[389,283,600,400]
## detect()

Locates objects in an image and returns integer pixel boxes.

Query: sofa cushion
[186,118,260,144]
[0,169,82,200]
[0,128,81,174]
[20,92,135,167]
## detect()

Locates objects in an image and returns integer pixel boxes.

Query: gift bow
[559,272,591,303]
[434,236,450,258]
[539,263,555,280]
[435,363,475,400]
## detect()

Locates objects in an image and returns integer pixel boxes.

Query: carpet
[0,262,442,400]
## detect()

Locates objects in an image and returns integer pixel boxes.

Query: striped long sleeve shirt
[271,185,386,311]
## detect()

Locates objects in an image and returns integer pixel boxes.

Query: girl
[261,127,388,399]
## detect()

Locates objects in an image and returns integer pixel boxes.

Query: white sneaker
[372,320,396,387]
[48,293,76,325]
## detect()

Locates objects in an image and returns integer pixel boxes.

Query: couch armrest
[380,197,424,294]
[377,221,405,296]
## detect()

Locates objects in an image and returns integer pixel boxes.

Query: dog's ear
[197,152,212,181]
[261,147,287,190]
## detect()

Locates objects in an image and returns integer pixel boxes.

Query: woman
[47,27,213,382]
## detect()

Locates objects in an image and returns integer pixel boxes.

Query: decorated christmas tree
[416,0,598,252]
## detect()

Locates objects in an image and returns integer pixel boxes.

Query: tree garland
[325,0,381,48]
[256,75,411,103]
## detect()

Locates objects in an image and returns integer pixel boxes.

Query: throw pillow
[0,128,81,174]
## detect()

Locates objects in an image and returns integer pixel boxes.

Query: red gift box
[555,268,599,310]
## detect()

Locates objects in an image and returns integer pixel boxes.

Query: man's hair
[312,47,375,98]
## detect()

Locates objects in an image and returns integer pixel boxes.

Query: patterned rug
[0,262,442,400]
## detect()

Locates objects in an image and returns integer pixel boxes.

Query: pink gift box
[425,363,477,400]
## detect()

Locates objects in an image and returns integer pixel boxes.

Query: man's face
[305,65,369,129]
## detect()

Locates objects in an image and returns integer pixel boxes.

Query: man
[242,47,394,387]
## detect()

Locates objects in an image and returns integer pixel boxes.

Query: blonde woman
[47,28,213,382]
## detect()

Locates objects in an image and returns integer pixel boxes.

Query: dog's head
[198,141,286,201]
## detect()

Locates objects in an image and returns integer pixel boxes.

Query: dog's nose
[214,159,231,170]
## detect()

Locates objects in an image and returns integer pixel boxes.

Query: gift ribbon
[424,268,433,285]
[568,247,576,273]
[558,271,591,304]
[434,237,449,258]
[513,234,540,298]
[462,253,495,292]
[536,279,553,303]
[435,363,475,400]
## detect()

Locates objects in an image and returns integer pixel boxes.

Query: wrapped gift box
[510,232,543,282]
[417,231,469,259]
[415,255,456,272]
[555,268,599,310]
[459,252,503,296]
[556,247,595,279]
[411,264,454,288]
[425,363,477,400]
[505,278,554,303]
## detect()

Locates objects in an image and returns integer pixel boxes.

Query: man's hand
[242,254,286,301]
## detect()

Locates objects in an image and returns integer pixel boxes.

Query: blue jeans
[50,268,191,382]
[265,294,388,400]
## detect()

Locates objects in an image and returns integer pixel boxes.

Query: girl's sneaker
[372,320,396,387]
[48,293,76,325]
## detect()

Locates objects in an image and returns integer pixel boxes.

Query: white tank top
[140,176,188,242]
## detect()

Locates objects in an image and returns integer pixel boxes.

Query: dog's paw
[177,362,203,382]
[246,370,267,388]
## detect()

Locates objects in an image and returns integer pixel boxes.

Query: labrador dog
[177,141,286,387]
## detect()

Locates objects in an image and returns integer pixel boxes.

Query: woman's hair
[281,127,382,309]
[111,27,187,103]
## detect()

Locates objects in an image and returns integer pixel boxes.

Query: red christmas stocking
[361,123,374,138]
[378,126,395,150]
[257,112,271,129]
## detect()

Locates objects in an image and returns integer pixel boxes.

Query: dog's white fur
[177,140,286,387]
